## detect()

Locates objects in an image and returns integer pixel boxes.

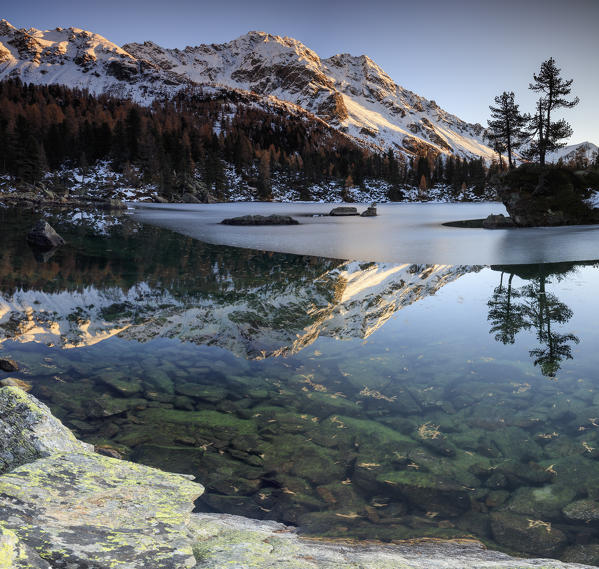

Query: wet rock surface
[191,513,588,569]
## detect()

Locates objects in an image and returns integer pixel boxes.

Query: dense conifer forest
[0,79,503,200]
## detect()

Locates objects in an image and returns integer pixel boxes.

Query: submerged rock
[26,220,65,250]
[490,511,568,557]
[221,214,299,225]
[0,358,18,372]
[562,499,599,523]
[0,388,593,568]
[0,386,92,474]
[562,544,599,566]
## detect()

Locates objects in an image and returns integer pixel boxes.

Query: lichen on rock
[0,452,203,568]
[0,525,50,569]
[0,386,92,474]
[189,512,586,569]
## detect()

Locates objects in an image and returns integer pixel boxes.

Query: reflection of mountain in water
[0,262,474,358]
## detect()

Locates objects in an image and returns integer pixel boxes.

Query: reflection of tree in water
[487,273,529,344]
[488,262,589,378]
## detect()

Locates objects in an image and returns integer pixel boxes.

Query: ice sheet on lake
[131,202,599,265]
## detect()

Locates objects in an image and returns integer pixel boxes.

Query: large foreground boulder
[0,452,202,569]
[26,220,65,250]
[221,214,299,225]
[0,386,92,474]
[0,526,50,569]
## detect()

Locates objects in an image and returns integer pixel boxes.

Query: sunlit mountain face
[0,20,495,160]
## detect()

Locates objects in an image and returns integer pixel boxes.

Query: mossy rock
[96,371,142,396]
[490,511,567,557]
[0,386,92,474]
[376,470,471,517]
[84,396,148,418]
[137,407,257,436]
[562,544,599,566]
[506,485,577,520]
[562,498,599,523]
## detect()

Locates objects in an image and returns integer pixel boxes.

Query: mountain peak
[0,21,497,161]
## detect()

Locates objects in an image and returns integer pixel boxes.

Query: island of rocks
[0,385,593,569]
[445,165,599,229]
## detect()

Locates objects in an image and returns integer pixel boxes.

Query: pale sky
[3,0,597,144]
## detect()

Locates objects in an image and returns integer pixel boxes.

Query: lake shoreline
[0,385,592,569]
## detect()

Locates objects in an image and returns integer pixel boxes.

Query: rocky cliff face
[0,20,495,160]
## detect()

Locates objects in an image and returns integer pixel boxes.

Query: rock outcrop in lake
[498,165,599,227]
[329,206,359,216]
[221,214,299,225]
[0,385,592,568]
[26,220,66,250]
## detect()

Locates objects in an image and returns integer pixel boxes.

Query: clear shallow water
[132,202,599,265]
[2,207,599,560]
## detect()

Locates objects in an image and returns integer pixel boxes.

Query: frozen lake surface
[131,202,599,264]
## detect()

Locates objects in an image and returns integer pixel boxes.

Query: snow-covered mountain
[124,32,495,159]
[0,19,187,103]
[546,141,598,165]
[0,262,473,359]
[0,20,495,160]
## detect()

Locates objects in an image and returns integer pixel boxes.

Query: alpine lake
[2,203,599,564]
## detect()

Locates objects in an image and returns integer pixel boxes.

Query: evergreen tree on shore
[486,91,527,169]
[527,57,579,165]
